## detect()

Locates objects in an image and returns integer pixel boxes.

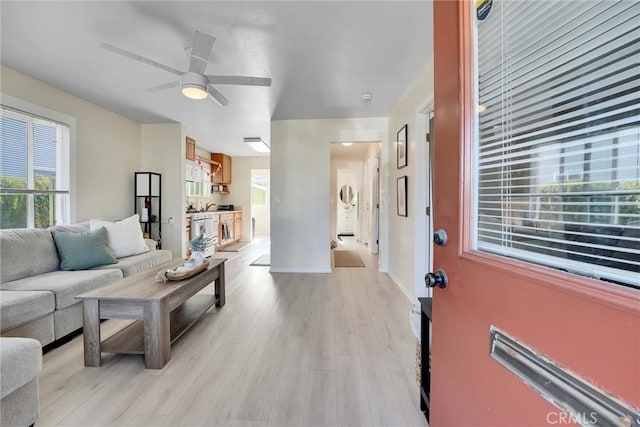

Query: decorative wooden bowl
[165,260,209,281]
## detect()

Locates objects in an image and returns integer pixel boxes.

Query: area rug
[250,254,271,266]
[333,250,365,267]
[218,242,251,252]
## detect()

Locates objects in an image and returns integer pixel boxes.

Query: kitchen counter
[186,210,242,217]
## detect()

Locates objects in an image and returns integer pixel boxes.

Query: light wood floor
[38,237,425,426]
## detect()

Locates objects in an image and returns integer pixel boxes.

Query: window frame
[1,93,77,226]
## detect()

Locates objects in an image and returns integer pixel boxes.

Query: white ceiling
[0,1,433,157]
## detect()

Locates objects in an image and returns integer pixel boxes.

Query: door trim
[415,98,434,300]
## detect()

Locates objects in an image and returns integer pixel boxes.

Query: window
[472,0,640,288]
[0,106,71,229]
[251,175,269,206]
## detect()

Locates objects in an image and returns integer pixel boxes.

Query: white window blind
[0,106,70,228]
[472,0,640,288]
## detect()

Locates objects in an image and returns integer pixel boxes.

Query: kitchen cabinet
[211,153,232,184]
[215,211,242,248]
[337,205,356,236]
[186,137,196,161]
[185,163,210,198]
[218,213,235,244]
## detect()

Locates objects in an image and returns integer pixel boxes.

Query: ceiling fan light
[244,137,270,153]
[181,71,209,100]
[181,84,208,100]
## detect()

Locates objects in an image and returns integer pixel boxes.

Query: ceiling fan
[100,30,271,106]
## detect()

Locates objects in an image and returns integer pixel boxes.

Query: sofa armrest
[144,239,157,251]
[0,337,42,399]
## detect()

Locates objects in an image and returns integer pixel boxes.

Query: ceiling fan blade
[144,80,181,93]
[207,75,272,87]
[207,85,230,106]
[189,31,215,74]
[100,42,184,77]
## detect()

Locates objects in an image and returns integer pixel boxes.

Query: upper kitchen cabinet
[211,153,232,184]
[185,137,196,161]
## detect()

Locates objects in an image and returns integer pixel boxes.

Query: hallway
[38,239,425,426]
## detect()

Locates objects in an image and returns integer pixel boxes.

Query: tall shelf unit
[134,172,162,249]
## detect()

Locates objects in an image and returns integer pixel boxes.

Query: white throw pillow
[89,214,150,258]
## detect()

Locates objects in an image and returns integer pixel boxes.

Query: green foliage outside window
[0,175,56,229]
[539,180,640,226]
[617,181,640,224]
[251,186,266,205]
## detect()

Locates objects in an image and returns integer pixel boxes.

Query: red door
[430,1,640,425]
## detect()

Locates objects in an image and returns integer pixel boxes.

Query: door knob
[433,229,448,246]
[425,269,448,289]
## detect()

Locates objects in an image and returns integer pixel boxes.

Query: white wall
[387,57,434,301]
[140,124,186,260]
[271,118,387,273]
[226,156,270,241]
[1,65,141,222]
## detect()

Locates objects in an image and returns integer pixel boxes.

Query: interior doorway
[250,169,270,239]
[329,142,381,250]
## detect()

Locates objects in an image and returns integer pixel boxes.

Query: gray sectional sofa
[0,223,172,346]
[0,337,42,426]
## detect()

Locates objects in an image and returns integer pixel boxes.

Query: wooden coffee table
[76,258,226,369]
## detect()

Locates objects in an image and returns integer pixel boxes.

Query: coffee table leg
[143,300,170,369]
[83,299,101,367]
[215,262,225,307]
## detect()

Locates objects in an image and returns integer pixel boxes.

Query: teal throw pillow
[53,227,117,271]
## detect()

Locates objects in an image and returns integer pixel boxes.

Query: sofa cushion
[0,228,60,283]
[0,291,55,332]
[91,249,172,277]
[53,227,117,271]
[0,269,123,310]
[0,337,42,399]
[90,214,149,258]
[48,222,90,234]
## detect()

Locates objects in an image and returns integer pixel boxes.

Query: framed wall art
[397,176,407,217]
[397,124,408,169]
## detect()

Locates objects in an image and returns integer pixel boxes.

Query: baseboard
[387,270,414,303]
[269,267,332,273]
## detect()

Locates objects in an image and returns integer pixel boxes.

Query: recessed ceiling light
[361,92,373,102]
[478,104,487,113]
[342,142,353,147]
[244,137,270,153]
